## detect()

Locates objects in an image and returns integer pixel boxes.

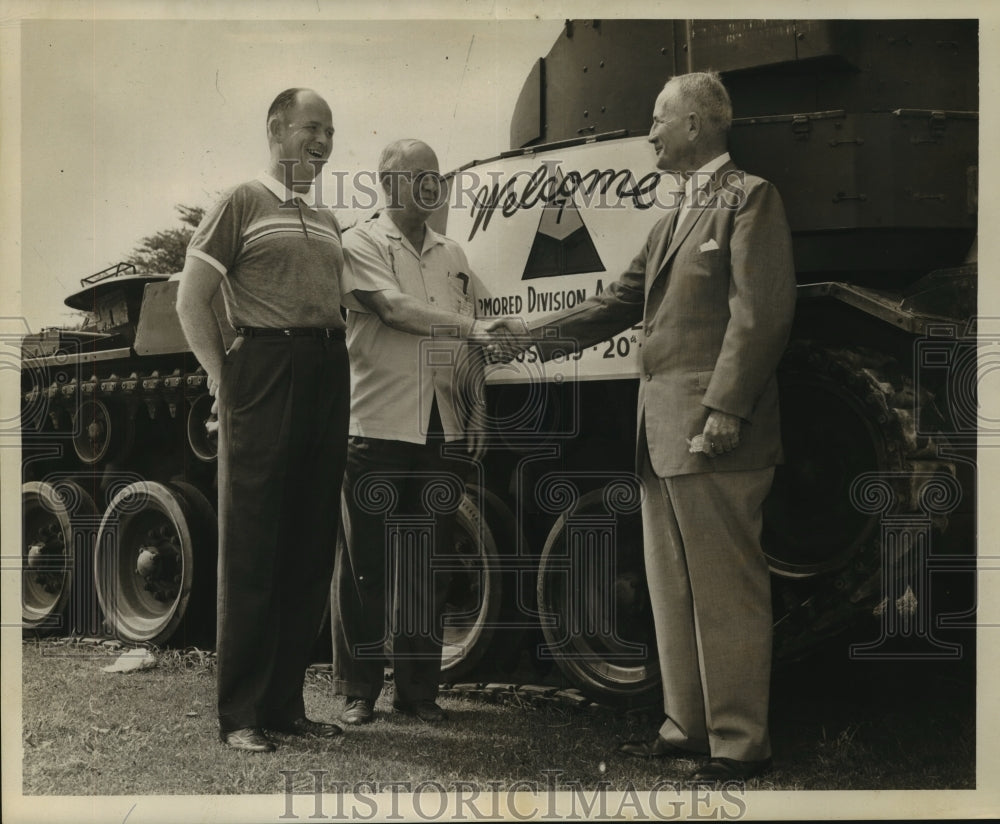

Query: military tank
[20,264,218,645]
[20,19,978,706]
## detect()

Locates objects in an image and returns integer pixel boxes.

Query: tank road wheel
[22,480,97,635]
[166,481,218,645]
[71,399,133,466]
[439,494,502,681]
[461,484,530,676]
[536,487,660,707]
[186,393,218,463]
[95,481,217,646]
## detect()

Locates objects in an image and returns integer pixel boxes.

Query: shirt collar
[256,171,316,206]
[684,152,731,200]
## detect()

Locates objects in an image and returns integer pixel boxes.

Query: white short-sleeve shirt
[343,212,485,444]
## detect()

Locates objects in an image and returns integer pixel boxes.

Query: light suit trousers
[638,424,775,761]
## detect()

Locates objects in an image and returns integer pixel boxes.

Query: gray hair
[378,139,434,185]
[663,72,732,133]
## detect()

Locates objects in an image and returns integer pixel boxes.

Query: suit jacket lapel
[645,210,675,299]
[647,160,737,295]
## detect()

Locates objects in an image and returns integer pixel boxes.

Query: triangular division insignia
[522,168,606,280]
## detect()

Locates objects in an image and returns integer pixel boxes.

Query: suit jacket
[535,161,797,478]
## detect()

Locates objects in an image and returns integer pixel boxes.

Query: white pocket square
[699,238,720,252]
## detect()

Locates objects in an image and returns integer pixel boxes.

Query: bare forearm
[177,301,227,385]
[175,257,227,386]
[354,289,479,339]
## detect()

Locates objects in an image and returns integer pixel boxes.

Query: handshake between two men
[467,315,535,364]
[463,315,742,458]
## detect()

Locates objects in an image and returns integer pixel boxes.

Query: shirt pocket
[448,271,475,317]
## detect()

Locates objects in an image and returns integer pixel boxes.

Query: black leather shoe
[688,757,772,784]
[271,717,344,738]
[342,697,374,725]
[220,727,276,753]
[619,736,705,759]
[393,700,447,723]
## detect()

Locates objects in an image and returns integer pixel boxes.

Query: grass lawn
[19,634,975,796]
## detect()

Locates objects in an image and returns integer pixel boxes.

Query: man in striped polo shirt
[177,88,348,752]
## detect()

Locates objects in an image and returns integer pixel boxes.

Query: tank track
[21,355,218,641]
[22,360,214,475]
[769,340,957,659]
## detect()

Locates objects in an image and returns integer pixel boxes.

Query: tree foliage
[125,204,205,274]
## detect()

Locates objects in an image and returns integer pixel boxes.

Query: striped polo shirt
[187,173,346,330]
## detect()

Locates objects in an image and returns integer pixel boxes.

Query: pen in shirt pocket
[450,271,475,317]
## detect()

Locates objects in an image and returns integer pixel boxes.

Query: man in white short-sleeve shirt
[331,139,515,725]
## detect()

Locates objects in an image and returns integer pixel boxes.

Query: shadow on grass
[20,630,975,795]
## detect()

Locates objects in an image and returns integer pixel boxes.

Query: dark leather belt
[236,326,345,340]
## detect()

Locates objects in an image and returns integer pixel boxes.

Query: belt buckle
[283,329,292,337]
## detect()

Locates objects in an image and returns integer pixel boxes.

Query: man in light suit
[494,72,796,782]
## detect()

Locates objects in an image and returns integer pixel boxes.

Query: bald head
[266,89,332,146]
[377,139,443,216]
[265,88,334,191]
[378,139,438,184]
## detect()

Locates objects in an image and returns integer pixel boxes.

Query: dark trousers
[331,430,468,705]
[216,335,349,733]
